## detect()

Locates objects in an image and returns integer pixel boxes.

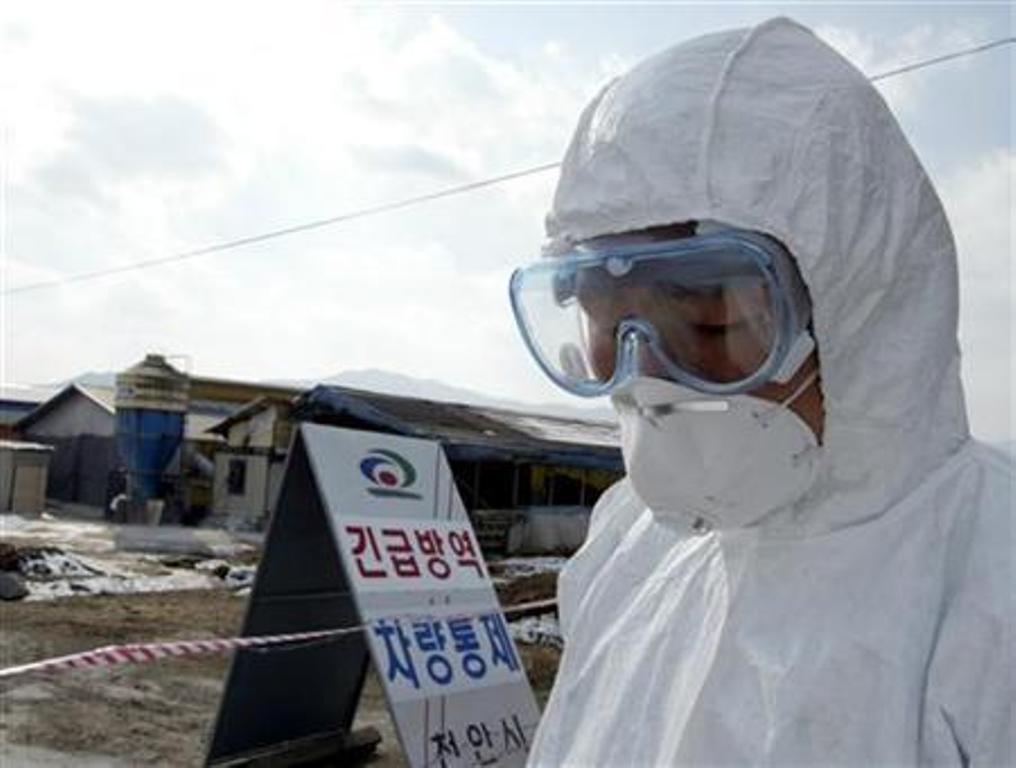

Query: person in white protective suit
[509,17,1014,767]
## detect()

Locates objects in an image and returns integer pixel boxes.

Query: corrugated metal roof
[483,412,619,448]
[292,385,622,470]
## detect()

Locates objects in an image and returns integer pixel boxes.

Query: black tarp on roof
[291,385,623,471]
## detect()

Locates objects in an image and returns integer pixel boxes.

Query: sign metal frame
[207,424,540,767]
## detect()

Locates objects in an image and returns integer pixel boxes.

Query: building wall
[0,448,51,515]
[1,402,39,431]
[41,435,118,507]
[506,506,590,555]
[17,394,117,509]
[24,395,114,439]
[11,462,49,515]
[267,410,294,453]
[226,406,277,449]
[450,459,619,512]
[211,450,271,529]
[266,459,285,518]
[224,404,293,452]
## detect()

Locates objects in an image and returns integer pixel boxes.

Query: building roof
[14,383,115,431]
[186,412,228,443]
[207,395,296,436]
[290,385,622,470]
[78,384,116,412]
[0,384,60,406]
[0,385,60,426]
[0,439,54,452]
[15,383,227,444]
[188,376,303,406]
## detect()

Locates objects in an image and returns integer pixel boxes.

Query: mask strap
[758,368,819,427]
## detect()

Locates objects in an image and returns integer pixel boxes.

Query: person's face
[577,276,775,385]
[574,222,824,438]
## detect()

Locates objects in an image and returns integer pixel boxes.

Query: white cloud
[939,149,1014,442]
[1,3,1008,440]
[0,1,613,405]
[814,23,980,115]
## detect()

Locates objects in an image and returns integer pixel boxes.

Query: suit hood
[547,18,969,533]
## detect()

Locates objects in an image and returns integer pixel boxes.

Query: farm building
[209,384,623,552]
[14,356,302,523]
[14,354,624,552]
[14,383,122,510]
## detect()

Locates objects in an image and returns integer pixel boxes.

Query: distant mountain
[31,372,116,390]
[71,372,117,388]
[328,369,499,406]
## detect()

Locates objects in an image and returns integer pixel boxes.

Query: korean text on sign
[339,518,487,592]
[430,713,532,766]
[371,611,523,698]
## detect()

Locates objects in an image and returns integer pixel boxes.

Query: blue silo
[115,355,189,523]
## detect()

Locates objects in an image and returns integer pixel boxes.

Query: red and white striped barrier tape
[0,598,558,683]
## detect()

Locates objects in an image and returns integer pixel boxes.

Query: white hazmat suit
[528,18,1014,767]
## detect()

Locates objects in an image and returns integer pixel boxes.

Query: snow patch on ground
[509,614,563,649]
[224,566,255,589]
[2,515,264,602]
[17,548,105,580]
[0,515,118,554]
[0,514,262,559]
[25,571,217,601]
[490,556,568,584]
[194,558,230,575]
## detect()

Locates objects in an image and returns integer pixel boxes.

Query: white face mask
[612,374,821,530]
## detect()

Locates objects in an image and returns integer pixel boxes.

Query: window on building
[514,465,532,506]
[227,458,247,496]
[479,461,516,509]
[551,472,583,505]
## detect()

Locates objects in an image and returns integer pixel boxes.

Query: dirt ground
[0,589,561,767]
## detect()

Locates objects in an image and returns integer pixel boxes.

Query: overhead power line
[869,36,1013,82]
[5,36,1012,297]
[5,162,561,296]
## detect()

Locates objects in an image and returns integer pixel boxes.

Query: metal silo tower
[114,354,189,524]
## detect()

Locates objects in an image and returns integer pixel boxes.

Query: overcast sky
[1,2,1012,441]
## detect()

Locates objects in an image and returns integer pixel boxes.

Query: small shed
[0,440,54,516]
[15,383,119,509]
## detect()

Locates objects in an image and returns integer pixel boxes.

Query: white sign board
[301,424,541,767]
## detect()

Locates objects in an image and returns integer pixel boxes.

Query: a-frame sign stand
[206,424,540,767]
[206,430,377,765]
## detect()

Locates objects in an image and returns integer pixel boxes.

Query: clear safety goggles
[509,228,814,397]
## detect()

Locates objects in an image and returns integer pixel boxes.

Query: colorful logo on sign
[360,449,422,499]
